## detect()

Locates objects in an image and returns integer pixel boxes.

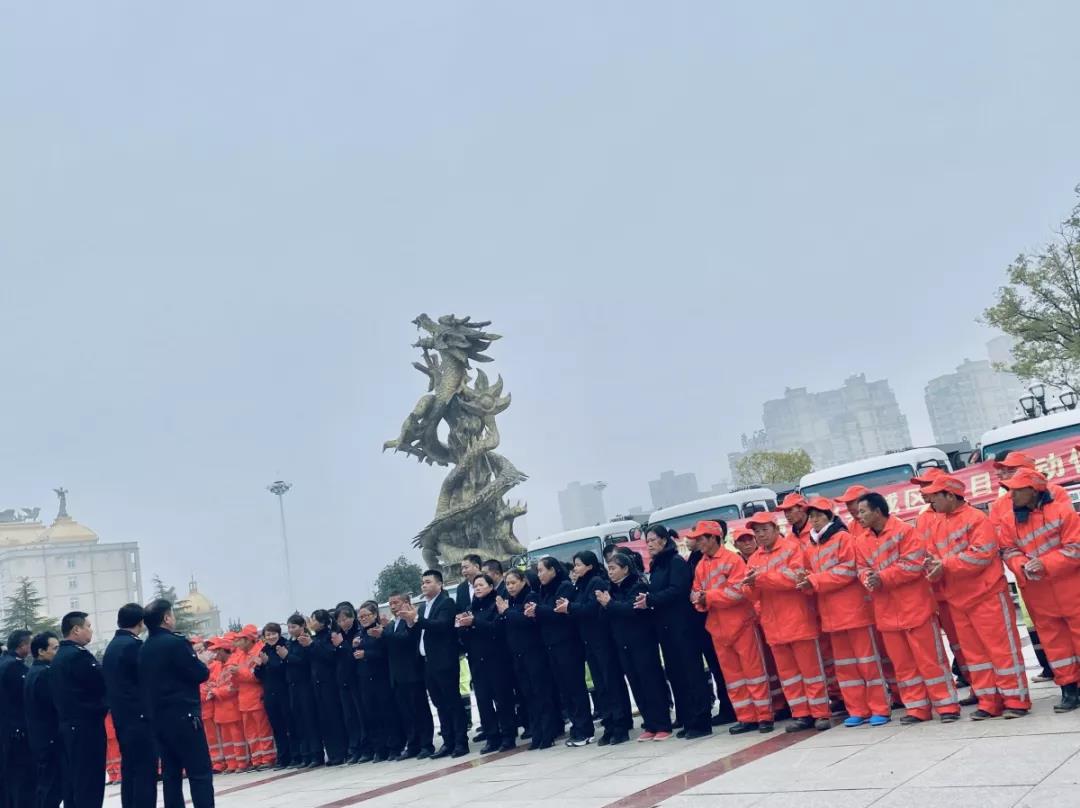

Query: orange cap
[994,452,1036,470]
[239,624,259,641]
[836,485,870,504]
[732,528,755,541]
[686,520,725,539]
[921,475,966,496]
[746,511,777,527]
[777,493,808,511]
[1000,468,1049,492]
[910,467,946,486]
[805,496,834,514]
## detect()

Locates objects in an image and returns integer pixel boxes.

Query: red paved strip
[601,732,807,808]
[215,769,305,796]
[314,747,527,808]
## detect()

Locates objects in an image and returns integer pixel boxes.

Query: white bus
[799,447,951,501]
[647,488,778,534]
[525,520,640,567]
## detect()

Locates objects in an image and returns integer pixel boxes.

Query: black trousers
[616,640,673,733]
[511,650,558,743]
[659,629,712,732]
[60,721,105,808]
[425,661,466,750]
[115,718,158,808]
[4,731,35,808]
[32,741,62,808]
[337,684,366,757]
[153,711,214,808]
[263,692,292,766]
[472,661,516,746]
[288,682,321,763]
[314,681,347,763]
[546,641,594,740]
[585,639,632,734]
[393,680,434,754]
[359,680,401,756]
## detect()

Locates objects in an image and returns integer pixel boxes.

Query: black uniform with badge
[282,634,322,767]
[51,639,107,808]
[138,627,213,808]
[253,636,292,768]
[0,648,34,808]
[103,629,158,808]
[25,658,62,808]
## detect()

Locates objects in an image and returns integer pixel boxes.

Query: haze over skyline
[3,3,1079,621]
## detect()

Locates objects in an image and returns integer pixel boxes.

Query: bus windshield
[983,424,1080,461]
[801,464,915,500]
[651,505,741,534]
[526,536,602,566]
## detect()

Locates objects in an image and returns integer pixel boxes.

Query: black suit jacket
[386,617,424,686]
[454,581,472,612]
[413,592,459,673]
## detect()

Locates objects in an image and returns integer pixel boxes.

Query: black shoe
[728,722,759,735]
[498,740,515,752]
[307,760,325,769]
[785,717,814,733]
[1055,683,1079,713]
[758,721,774,733]
[597,732,613,747]
[899,715,925,725]
[373,752,389,763]
[774,708,792,721]
[1003,708,1028,719]
[273,763,289,771]
[537,739,553,749]
[958,694,978,707]
[479,742,500,754]
[288,761,305,769]
[451,746,469,758]
[416,748,434,760]
[682,727,712,740]
[675,729,688,739]
[564,735,593,747]
[356,754,373,764]
[939,712,960,723]
[431,746,452,759]
[528,739,541,751]
[520,729,532,740]
[814,718,832,731]
[473,731,488,743]
[347,754,363,765]
[712,713,736,726]
[609,731,630,745]
[326,758,345,767]
[970,709,999,721]
[672,719,684,729]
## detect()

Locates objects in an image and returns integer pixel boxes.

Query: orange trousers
[204,717,226,773]
[829,626,892,718]
[951,591,1031,714]
[241,709,276,767]
[105,727,121,784]
[937,600,967,676]
[762,644,787,713]
[1027,603,1080,687]
[710,625,773,724]
[879,617,959,721]
[769,637,830,720]
[217,720,250,771]
[817,632,841,703]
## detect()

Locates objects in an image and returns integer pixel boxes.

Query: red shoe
[652,731,673,742]
[637,731,656,742]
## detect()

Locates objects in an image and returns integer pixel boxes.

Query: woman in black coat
[457,574,517,753]
[532,557,595,746]
[308,609,348,765]
[599,552,673,739]
[641,527,713,738]
[354,601,401,762]
[558,551,632,745]
[253,622,293,768]
[497,569,559,750]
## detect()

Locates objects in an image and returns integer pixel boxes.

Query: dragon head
[411,313,501,368]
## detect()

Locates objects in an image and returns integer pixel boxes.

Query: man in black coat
[103,603,158,808]
[386,592,435,760]
[51,611,107,808]
[25,632,62,808]
[138,599,213,808]
[402,570,468,758]
[1,630,34,808]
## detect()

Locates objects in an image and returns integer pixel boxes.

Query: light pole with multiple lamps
[267,480,295,613]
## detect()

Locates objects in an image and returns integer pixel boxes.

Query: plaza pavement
[107,645,1080,808]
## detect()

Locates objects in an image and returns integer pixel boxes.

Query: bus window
[801,465,916,501]
[653,505,741,534]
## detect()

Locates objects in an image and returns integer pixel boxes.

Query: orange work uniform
[202,661,226,773]
[806,520,891,719]
[746,537,830,720]
[857,516,959,721]
[209,655,249,772]
[694,546,773,724]
[234,645,276,767]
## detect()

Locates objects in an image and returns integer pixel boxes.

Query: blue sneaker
[843,715,867,728]
[869,714,891,727]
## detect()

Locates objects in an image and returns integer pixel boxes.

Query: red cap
[204,637,222,650]
[994,452,1036,470]
[910,467,946,486]
[805,496,835,514]
[239,624,259,641]
[732,528,755,541]
[686,520,725,539]
[777,493,808,511]
[836,485,870,504]
[746,512,777,527]
[921,475,966,496]
[1001,468,1049,492]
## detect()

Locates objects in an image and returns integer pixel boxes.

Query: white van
[799,448,951,501]
[647,488,778,533]
[525,520,640,566]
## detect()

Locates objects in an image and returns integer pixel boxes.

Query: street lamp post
[267,481,295,613]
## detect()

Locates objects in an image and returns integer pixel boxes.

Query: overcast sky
[2,3,1079,623]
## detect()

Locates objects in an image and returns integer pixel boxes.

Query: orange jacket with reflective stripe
[787,519,812,549]
[806,521,874,632]
[200,660,217,721]
[232,645,266,713]
[208,654,241,723]
[912,508,948,603]
[744,537,819,644]
[693,546,756,643]
[928,504,1007,611]
[998,496,1080,619]
[856,515,936,631]
[989,483,1071,531]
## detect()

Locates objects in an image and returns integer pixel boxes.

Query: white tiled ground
[105,643,1080,808]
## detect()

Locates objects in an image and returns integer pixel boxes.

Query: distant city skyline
[557,480,607,530]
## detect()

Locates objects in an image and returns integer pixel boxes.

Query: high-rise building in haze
[736,374,913,473]
[557,481,606,530]
[649,470,701,510]
[924,344,1026,444]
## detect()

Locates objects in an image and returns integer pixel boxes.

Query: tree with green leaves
[983,185,1080,394]
[150,574,201,636]
[2,577,60,636]
[733,449,813,488]
[374,556,424,602]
